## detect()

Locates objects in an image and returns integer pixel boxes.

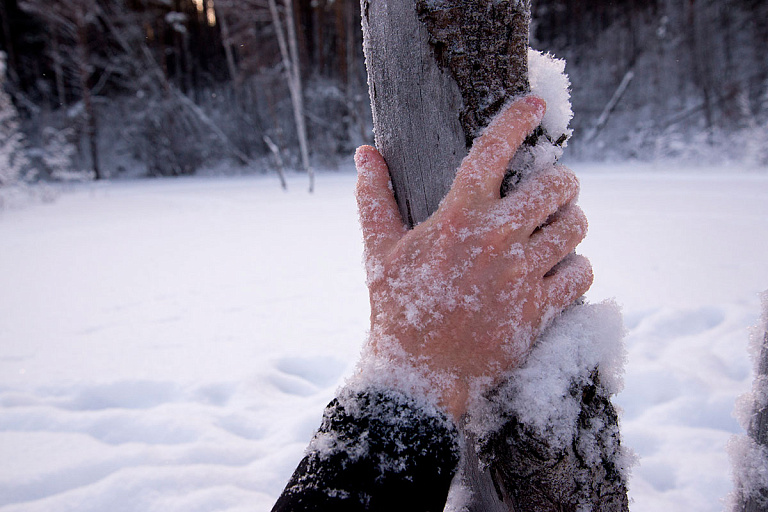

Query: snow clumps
[465,299,628,444]
[505,49,574,181]
[460,300,635,511]
[528,48,573,145]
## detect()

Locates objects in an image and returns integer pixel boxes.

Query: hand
[354,96,593,421]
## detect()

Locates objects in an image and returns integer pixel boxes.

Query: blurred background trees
[534,0,768,162]
[0,0,765,182]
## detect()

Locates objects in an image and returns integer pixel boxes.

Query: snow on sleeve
[275,385,461,510]
[285,385,461,508]
[727,290,768,510]
[348,330,458,416]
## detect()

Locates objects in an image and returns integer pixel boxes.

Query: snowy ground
[1,162,767,511]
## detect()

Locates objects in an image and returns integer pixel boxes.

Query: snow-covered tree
[39,126,80,181]
[268,0,313,192]
[0,51,29,191]
[19,0,102,180]
[729,292,768,512]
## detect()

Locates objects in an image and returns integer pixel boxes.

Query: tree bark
[361,2,630,510]
[743,331,768,512]
[361,0,529,227]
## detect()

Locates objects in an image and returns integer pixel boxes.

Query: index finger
[451,96,546,202]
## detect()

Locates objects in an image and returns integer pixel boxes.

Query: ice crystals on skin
[353,96,592,421]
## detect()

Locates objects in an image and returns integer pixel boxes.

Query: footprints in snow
[617,304,750,495]
[63,380,179,411]
[0,355,347,447]
[0,354,348,508]
[267,356,347,397]
[619,305,745,421]
[624,305,725,340]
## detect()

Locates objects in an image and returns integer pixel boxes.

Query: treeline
[0,0,368,181]
[535,0,768,163]
[0,0,766,183]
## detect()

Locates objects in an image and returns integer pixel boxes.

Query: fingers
[355,145,406,257]
[527,204,588,275]
[501,165,581,237]
[450,96,546,202]
[542,253,593,312]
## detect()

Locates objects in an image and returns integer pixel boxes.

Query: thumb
[355,145,406,258]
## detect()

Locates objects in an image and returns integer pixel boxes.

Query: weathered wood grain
[361,0,530,227]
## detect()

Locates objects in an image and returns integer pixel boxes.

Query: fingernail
[354,146,371,171]
[524,95,547,118]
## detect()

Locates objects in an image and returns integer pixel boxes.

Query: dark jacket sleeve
[271,387,461,512]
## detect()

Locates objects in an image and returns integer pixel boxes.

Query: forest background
[0,0,767,184]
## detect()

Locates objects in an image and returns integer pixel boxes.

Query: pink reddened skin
[354,96,593,422]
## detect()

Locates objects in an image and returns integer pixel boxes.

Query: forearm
[271,386,461,512]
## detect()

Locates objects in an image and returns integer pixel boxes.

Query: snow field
[1,165,767,511]
[0,174,369,511]
[579,168,768,510]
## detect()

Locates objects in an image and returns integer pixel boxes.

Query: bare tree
[29,0,243,178]
[0,51,28,191]
[268,0,313,192]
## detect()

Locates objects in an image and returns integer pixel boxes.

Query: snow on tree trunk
[729,291,768,512]
[361,1,630,510]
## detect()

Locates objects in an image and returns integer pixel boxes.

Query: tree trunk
[263,134,288,190]
[268,0,314,192]
[75,6,101,180]
[733,293,768,512]
[744,328,768,512]
[52,32,67,108]
[0,0,19,87]
[361,2,630,510]
[361,0,528,226]
[586,68,635,142]
[216,8,239,87]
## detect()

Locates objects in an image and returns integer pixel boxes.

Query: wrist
[442,388,468,423]
[364,326,470,423]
